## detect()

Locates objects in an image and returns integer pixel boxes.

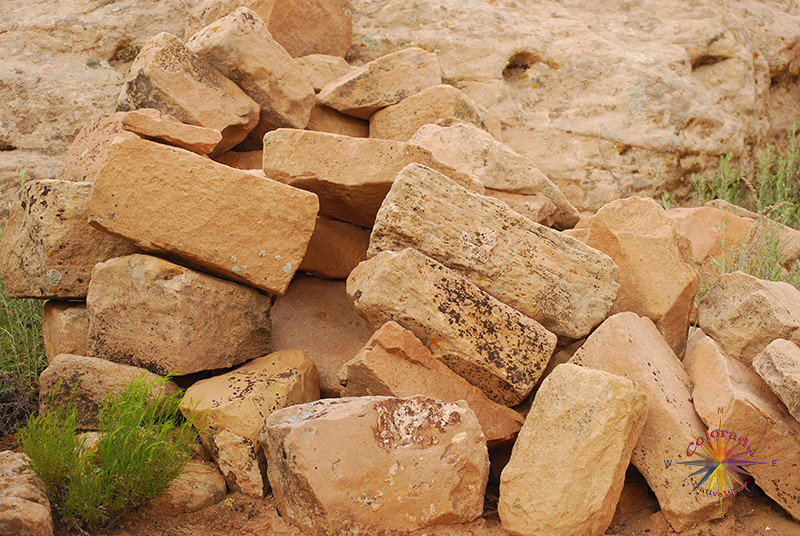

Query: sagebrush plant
[20,376,198,529]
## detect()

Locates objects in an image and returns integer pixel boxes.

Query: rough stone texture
[0,179,139,299]
[89,137,318,295]
[38,354,179,430]
[42,301,89,362]
[753,339,800,422]
[148,459,227,515]
[368,163,619,340]
[57,112,140,183]
[295,54,355,93]
[87,254,272,375]
[260,396,489,535]
[0,451,53,536]
[298,217,370,279]
[318,47,442,119]
[698,271,800,364]
[120,108,222,155]
[568,312,726,531]
[0,154,64,223]
[499,364,648,536]
[117,32,260,156]
[408,119,579,230]
[187,8,315,150]
[260,129,483,228]
[348,248,557,406]
[214,149,263,170]
[583,196,699,358]
[270,276,373,397]
[689,334,800,521]
[207,429,268,498]
[186,0,276,38]
[339,321,525,444]
[306,101,370,138]
[369,84,502,142]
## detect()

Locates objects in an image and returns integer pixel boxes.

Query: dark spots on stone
[0,141,16,151]
[352,290,362,302]
[691,54,730,71]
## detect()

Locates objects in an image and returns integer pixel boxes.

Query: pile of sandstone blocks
[1,2,800,536]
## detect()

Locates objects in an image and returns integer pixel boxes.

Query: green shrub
[19,376,198,529]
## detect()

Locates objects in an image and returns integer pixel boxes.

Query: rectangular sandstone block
[88,137,318,296]
[43,301,89,362]
[347,248,557,406]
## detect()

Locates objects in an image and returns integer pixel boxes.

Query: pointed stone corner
[753,339,800,422]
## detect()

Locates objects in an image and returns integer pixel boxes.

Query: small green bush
[19,376,198,529]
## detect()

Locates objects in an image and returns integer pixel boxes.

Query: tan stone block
[89,137,318,295]
[0,179,139,299]
[148,459,227,515]
[295,54,355,93]
[368,163,619,340]
[584,196,699,357]
[753,339,800,422]
[698,271,800,364]
[499,364,648,536]
[306,101,369,138]
[38,354,179,430]
[318,48,442,119]
[266,0,354,58]
[187,8,315,150]
[339,321,525,444]
[206,429,268,498]
[42,301,88,362]
[270,276,373,397]
[348,249,557,406]
[186,0,276,38]
[261,129,482,227]
[87,254,272,375]
[568,312,726,531]
[259,396,489,535]
[689,335,800,521]
[298,217,370,279]
[120,108,222,155]
[117,32,260,156]
[57,112,139,182]
[408,119,579,230]
[369,84,502,142]
[213,149,263,170]
[0,451,52,536]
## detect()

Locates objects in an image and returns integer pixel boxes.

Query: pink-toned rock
[0,451,53,536]
[689,334,800,521]
[306,102,370,138]
[753,339,800,422]
[42,301,88,362]
[38,354,179,430]
[339,321,524,444]
[187,8,315,151]
[120,108,222,155]
[57,112,139,182]
[499,364,648,536]
[318,48,442,120]
[348,248,557,406]
[584,196,699,357]
[213,150,263,170]
[266,0,354,58]
[260,396,489,535]
[87,254,272,375]
[270,276,373,396]
[295,54,355,93]
[408,119,579,230]
[370,84,503,142]
[89,137,318,295]
[261,129,483,228]
[298,217,370,279]
[698,271,800,364]
[148,459,227,515]
[0,179,139,299]
[186,0,276,38]
[568,312,726,531]
[117,32,260,156]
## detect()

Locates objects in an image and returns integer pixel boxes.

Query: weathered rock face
[339,321,525,444]
[186,8,315,150]
[260,129,482,228]
[408,119,579,230]
[499,363,648,536]
[119,108,222,155]
[88,137,318,296]
[270,276,373,397]
[42,301,89,362]
[306,101,370,138]
[584,196,699,357]
[38,354,179,430]
[568,312,726,531]
[206,429,269,498]
[57,112,140,183]
[698,271,800,364]
[368,163,619,340]
[689,335,800,521]
[348,248,557,406]
[0,179,139,299]
[117,32,260,156]
[259,396,489,535]
[318,47,442,119]
[213,149,263,170]
[297,217,370,280]
[369,84,502,142]
[87,254,272,376]
[148,459,227,515]
[753,339,800,422]
[0,451,53,536]
[295,54,355,93]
